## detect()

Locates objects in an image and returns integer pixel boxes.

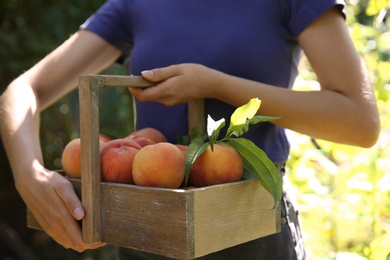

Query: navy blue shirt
[81,0,345,162]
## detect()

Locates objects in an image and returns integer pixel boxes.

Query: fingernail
[73,207,84,220]
[141,70,154,78]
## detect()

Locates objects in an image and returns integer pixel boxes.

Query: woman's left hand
[129,63,223,106]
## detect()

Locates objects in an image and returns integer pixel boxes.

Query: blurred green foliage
[0,0,134,171]
[1,0,104,82]
[1,0,127,259]
[0,0,389,259]
[288,1,390,259]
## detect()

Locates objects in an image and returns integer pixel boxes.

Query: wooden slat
[79,75,102,243]
[94,75,156,88]
[99,183,192,259]
[26,210,41,230]
[27,179,280,259]
[193,180,281,257]
[188,99,205,138]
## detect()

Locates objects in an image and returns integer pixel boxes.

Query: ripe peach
[62,138,82,178]
[99,134,113,143]
[189,143,243,187]
[100,138,141,184]
[132,142,185,189]
[129,136,155,147]
[61,138,105,178]
[127,127,167,143]
[175,144,189,158]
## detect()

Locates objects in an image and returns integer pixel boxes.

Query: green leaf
[225,137,282,208]
[207,115,225,150]
[227,98,261,137]
[242,164,256,180]
[230,115,281,137]
[176,135,190,146]
[190,126,206,141]
[247,115,281,125]
[184,134,208,186]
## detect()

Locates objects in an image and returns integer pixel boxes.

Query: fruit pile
[61,99,283,207]
[61,127,243,189]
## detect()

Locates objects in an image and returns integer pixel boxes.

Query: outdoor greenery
[0,0,389,259]
[288,1,390,259]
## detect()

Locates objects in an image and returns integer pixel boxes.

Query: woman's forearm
[215,73,379,147]
[0,78,44,182]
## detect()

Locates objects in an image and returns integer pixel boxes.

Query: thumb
[141,65,180,82]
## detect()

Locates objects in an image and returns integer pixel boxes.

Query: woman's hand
[129,63,224,106]
[17,163,106,252]
[0,30,122,251]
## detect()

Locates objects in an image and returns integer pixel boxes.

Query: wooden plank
[79,75,102,243]
[188,99,205,138]
[94,75,156,88]
[99,183,192,259]
[193,180,281,258]
[26,210,41,230]
[27,178,280,259]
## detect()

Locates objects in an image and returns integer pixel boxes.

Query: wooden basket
[27,75,281,259]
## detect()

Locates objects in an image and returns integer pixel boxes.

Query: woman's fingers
[141,65,181,82]
[24,170,106,252]
[53,179,107,251]
[54,180,84,220]
[130,64,214,106]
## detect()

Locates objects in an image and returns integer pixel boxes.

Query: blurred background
[288,1,390,259]
[0,0,389,259]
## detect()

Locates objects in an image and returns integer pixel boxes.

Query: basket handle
[78,75,205,243]
[188,99,205,138]
[79,75,103,243]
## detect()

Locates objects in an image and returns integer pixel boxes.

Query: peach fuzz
[99,134,114,143]
[61,138,105,178]
[132,142,185,189]
[127,127,167,143]
[175,144,189,158]
[100,138,141,184]
[189,143,243,187]
[128,136,156,147]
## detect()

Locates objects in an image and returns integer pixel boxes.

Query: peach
[132,142,185,189]
[189,143,243,187]
[62,138,82,178]
[127,127,167,143]
[61,138,105,178]
[175,144,189,158]
[99,134,113,143]
[129,136,156,147]
[100,138,141,184]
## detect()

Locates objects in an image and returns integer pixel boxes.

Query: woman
[0,0,380,259]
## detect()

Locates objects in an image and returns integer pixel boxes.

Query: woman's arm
[131,7,380,147]
[0,29,121,251]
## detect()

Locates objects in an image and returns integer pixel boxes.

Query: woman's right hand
[0,30,122,251]
[16,162,106,252]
